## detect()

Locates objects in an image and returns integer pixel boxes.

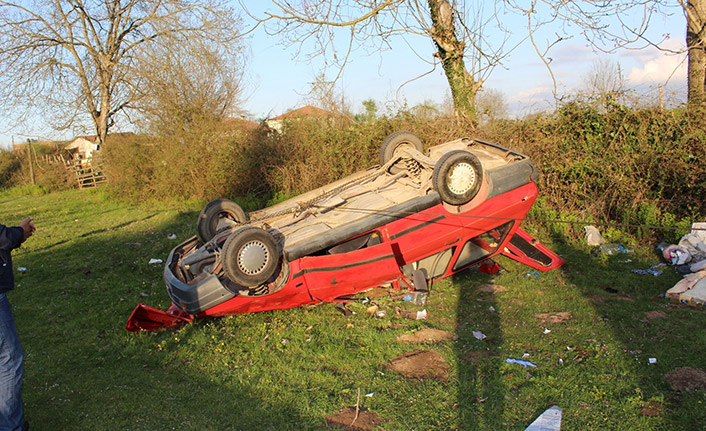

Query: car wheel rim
[238,241,270,275]
[447,162,476,194]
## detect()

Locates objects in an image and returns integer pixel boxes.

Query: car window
[453,221,514,271]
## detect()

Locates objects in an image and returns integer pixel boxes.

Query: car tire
[379,131,424,172]
[432,150,483,205]
[222,226,279,287]
[197,199,247,243]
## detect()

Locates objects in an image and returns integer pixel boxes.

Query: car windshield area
[453,221,514,271]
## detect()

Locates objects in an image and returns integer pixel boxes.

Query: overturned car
[127,131,564,331]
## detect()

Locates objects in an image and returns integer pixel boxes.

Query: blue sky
[0,1,687,149]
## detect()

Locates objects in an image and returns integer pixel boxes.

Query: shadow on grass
[12,213,320,431]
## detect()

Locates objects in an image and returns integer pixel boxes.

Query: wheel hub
[447,162,476,194]
[238,241,269,275]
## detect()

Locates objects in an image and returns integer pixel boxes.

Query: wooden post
[26,139,35,185]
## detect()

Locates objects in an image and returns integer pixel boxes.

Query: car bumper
[164,236,236,315]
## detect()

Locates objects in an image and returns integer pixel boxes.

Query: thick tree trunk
[687,0,706,110]
[428,0,480,127]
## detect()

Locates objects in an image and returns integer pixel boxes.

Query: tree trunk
[687,0,706,110]
[428,0,480,127]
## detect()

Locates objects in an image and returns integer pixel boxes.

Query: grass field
[2,188,706,430]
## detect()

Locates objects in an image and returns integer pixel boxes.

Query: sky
[0,1,687,150]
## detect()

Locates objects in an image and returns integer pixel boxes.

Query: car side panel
[296,242,402,302]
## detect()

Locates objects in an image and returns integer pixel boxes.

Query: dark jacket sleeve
[0,224,23,251]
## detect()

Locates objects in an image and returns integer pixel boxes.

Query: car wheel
[222,227,279,287]
[379,131,424,173]
[197,199,247,243]
[432,150,483,205]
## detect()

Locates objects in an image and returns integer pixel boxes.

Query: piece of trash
[506,358,537,368]
[649,357,657,364]
[522,353,530,358]
[600,243,634,255]
[524,405,562,431]
[524,271,540,279]
[366,305,379,315]
[139,292,149,297]
[17,267,27,272]
[558,358,564,365]
[659,244,692,265]
[472,330,487,340]
[148,258,163,265]
[167,234,177,240]
[479,262,500,274]
[335,303,353,316]
[409,291,427,306]
[375,310,386,318]
[364,392,374,398]
[488,306,496,312]
[543,328,551,334]
[631,264,663,276]
[584,225,605,246]
[402,294,412,302]
[415,309,427,320]
[281,338,289,345]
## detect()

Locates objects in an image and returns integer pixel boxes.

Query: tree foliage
[0,0,242,145]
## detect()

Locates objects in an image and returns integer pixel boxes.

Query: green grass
[3,189,706,430]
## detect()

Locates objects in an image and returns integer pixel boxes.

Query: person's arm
[0,217,34,250]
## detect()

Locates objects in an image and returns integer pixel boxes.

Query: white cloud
[625,39,687,86]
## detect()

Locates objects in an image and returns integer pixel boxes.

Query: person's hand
[18,217,35,243]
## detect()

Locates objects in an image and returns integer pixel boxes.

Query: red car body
[127,135,564,331]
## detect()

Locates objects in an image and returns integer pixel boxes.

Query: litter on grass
[584,225,605,247]
[148,258,163,265]
[631,264,664,276]
[524,405,562,431]
[663,222,706,305]
[472,330,487,340]
[649,357,657,364]
[167,233,177,240]
[506,358,537,368]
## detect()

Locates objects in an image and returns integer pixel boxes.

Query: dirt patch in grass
[326,406,383,430]
[396,329,455,344]
[363,287,393,299]
[534,312,571,324]
[639,401,665,417]
[477,283,507,294]
[385,350,451,381]
[643,311,668,321]
[665,367,706,392]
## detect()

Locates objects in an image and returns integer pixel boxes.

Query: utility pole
[26,139,35,185]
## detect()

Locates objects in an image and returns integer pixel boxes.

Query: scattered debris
[479,262,500,274]
[665,367,706,391]
[534,312,571,324]
[524,271,541,279]
[167,233,177,240]
[148,258,163,265]
[477,283,508,293]
[402,291,427,305]
[396,329,455,344]
[543,328,551,335]
[524,405,562,431]
[366,305,379,315]
[488,306,496,312]
[374,310,386,318]
[631,264,664,276]
[17,267,27,272]
[326,406,383,430]
[599,243,634,255]
[648,357,657,364]
[336,303,353,316]
[385,350,451,381]
[395,307,427,320]
[139,292,149,298]
[584,225,605,246]
[506,358,537,368]
[472,330,487,340]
